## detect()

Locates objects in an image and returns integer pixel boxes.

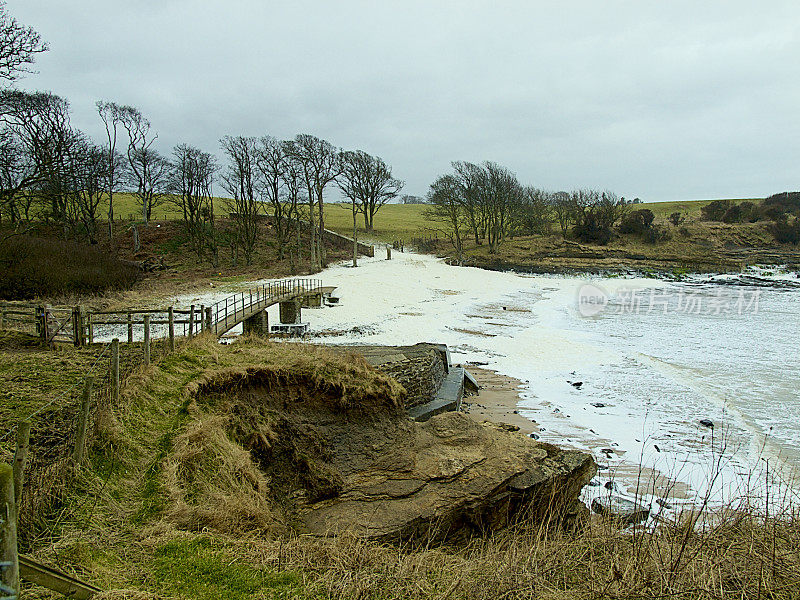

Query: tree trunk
[131,223,140,252]
[309,201,318,270]
[352,201,358,268]
[108,190,114,239]
[317,190,326,267]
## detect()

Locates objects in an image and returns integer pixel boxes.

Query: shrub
[701,199,733,221]
[762,204,789,221]
[763,191,800,216]
[619,209,655,234]
[770,219,800,244]
[0,234,142,300]
[738,201,760,222]
[722,204,745,223]
[668,212,685,226]
[678,226,690,237]
[643,224,671,244]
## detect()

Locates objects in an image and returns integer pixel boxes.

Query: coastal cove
[175,251,800,511]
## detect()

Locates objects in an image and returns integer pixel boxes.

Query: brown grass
[10,335,800,600]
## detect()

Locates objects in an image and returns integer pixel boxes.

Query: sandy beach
[463,365,691,501]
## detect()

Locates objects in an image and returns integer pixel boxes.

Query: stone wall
[377,349,446,408]
[329,343,449,409]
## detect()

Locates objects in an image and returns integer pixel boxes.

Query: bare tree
[96,100,128,237]
[120,106,166,224]
[340,149,403,234]
[551,191,572,238]
[0,128,36,222]
[170,143,218,265]
[127,146,169,222]
[220,135,262,265]
[483,161,523,253]
[452,161,487,244]
[279,145,307,273]
[0,90,76,226]
[285,134,341,269]
[426,174,465,263]
[339,149,404,265]
[337,150,364,267]
[254,137,293,260]
[570,189,627,245]
[0,2,48,84]
[513,187,552,236]
[65,138,107,244]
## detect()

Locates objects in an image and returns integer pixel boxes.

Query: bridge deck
[212,285,332,336]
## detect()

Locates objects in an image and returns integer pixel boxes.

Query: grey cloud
[10,0,800,200]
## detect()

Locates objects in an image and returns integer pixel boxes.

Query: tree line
[426,161,631,261]
[0,90,404,270]
[0,5,403,271]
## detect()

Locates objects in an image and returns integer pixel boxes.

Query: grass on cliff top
[10,333,800,600]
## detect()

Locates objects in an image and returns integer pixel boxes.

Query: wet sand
[463,365,691,500]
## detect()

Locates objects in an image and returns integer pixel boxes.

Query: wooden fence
[0,302,211,348]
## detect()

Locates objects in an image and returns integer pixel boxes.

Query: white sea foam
[168,250,800,510]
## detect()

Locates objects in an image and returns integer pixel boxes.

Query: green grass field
[99,194,762,245]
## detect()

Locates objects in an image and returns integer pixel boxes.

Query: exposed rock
[301,414,596,543]
[176,367,596,544]
[590,402,606,408]
[591,496,651,525]
[497,422,520,432]
[655,498,673,509]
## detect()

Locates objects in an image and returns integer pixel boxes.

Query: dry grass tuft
[163,414,279,534]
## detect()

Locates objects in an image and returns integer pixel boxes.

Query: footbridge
[208,278,335,337]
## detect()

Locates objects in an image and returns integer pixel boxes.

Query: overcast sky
[10,1,800,201]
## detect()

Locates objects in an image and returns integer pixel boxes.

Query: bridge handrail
[209,277,322,333]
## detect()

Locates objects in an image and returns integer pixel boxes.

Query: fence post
[127,313,133,344]
[73,377,94,464]
[205,307,213,334]
[12,421,30,507]
[188,305,195,339]
[199,305,205,333]
[72,306,81,347]
[79,306,87,346]
[168,307,175,351]
[88,313,94,345]
[111,338,120,403]
[36,304,48,343]
[386,245,392,260]
[143,315,151,366]
[0,463,18,600]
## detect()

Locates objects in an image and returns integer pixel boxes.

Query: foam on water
[171,252,800,508]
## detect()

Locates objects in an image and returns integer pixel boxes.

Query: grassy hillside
[97,196,755,245]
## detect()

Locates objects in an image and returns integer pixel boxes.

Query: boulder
[591,495,650,525]
[301,413,595,542]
